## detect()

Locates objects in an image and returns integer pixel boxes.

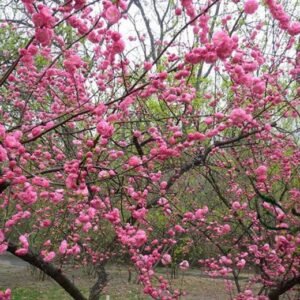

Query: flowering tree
[0,0,300,299]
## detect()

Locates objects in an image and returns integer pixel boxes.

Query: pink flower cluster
[58,240,81,256]
[255,165,267,182]
[104,208,121,224]
[179,260,189,270]
[244,0,259,15]
[117,226,148,248]
[64,54,84,74]
[266,0,300,35]
[41,250,56,262]
[32,5,55,46]
[0,230,8,254]
[0,289,11,300]
[128,155,142,167]
[104,5,121,24]
[96,120,114,138]
[229,108,253,125]
[186,30,237,64]
[212,31,237,60]
[15,235,29,256]
[18,184,37,205]
[161,253,172,265]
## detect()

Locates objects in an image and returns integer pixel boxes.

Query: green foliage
[0,25,27,57]
[34,55,49,70]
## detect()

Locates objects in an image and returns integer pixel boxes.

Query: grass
[0,262,237,300]
[10,286,147,300]
[12,287,65,300]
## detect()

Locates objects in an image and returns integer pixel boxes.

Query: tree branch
[7,242,87,300]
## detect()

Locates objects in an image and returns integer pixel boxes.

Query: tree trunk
[268,276,300,300]
[88,263,108,300]
[7,242,87,300]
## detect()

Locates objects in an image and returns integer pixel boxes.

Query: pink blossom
[105,6,121,24]
[248,244,258,253]
[4,134,21,149]
[112,39,125,54]
[222,224,231,234]
[204,117,213,125]
[0,289,11,300]
[179,260,189,270]
[255,165,267,182]
[50,190,64,203]
[128,155,142,167]
[111,32,121,41]
[40,219,51,227]
[19,235,29,249]
[35,28,53,46]
[78,213,90,223]
[70,244,81,255]
[98,170,110,179]
[43,251,56,262]
[119,96,134,111]
[31,126,42,137]
[0,124,6,138]
[185,49,205,64]
[188,132,206,141]
[244,0,259,15]
[262,243,270,251]
[131,230,147,247]
[161,253,172,265]
[195,207,208,220]
[19,185,37,205]
[255,165,267,176]
[88,31,101,43]
[43,240,51,247]
[237,259,246,269]
[0,230,7,254]
[104,208,121,224]
[132,208,147,220]
[32,6,54,28]
[212,31,235,59]
[158,197,168,206]
[288,22,300,36]
[0,145,8,162]
[94,103,107,116]
[15,248,29,256]
[32,176,50,188]
[232,201,241,210]
[144,61,152,71]
[219,256,232,265]
[175,7,182,16]
[64,55,83,73]
[0,243,8,254]
[174,224,185,233]
[160,181,168,189]
[21,0,34,4]
[181,0,192,9]
[96,121,114,138]
[252,79,265,94]
[74,0,86,9]
[229,108,252,125]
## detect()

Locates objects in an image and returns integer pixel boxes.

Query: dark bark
[0,181,9,193]
[88,264,108,300]
[268,276,300,300]
[7,242,87,300]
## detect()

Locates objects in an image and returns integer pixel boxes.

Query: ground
[0,253,297,299]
